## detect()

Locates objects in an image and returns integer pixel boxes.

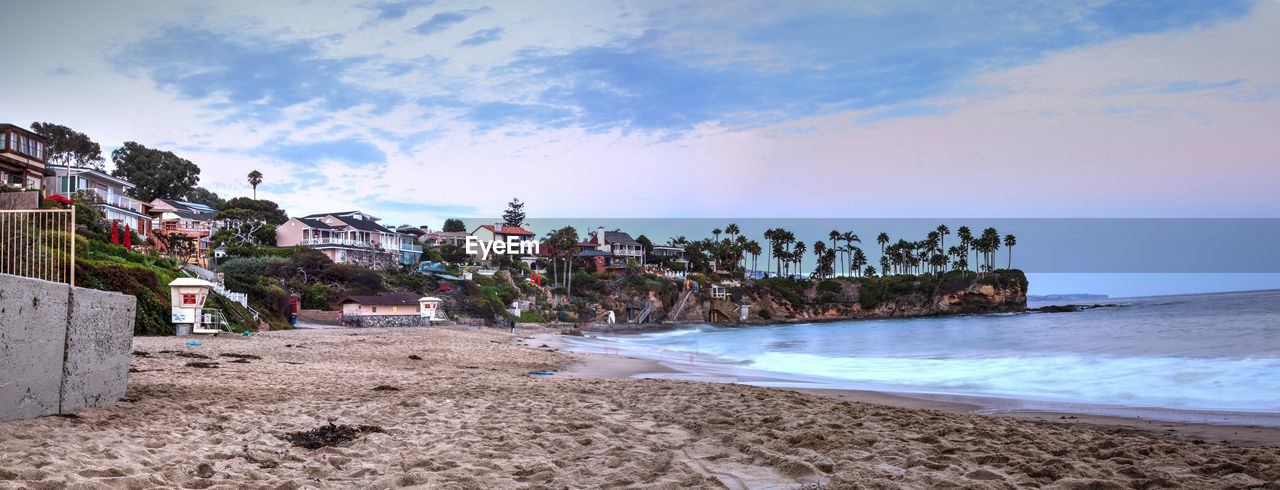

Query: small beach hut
[418,296,442,321]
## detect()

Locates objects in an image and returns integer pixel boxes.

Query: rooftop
[338,292,422,306]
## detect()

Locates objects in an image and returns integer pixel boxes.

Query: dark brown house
[0,124,51,192]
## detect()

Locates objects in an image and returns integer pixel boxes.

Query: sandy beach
[2,327,1278,488]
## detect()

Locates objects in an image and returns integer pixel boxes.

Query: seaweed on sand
[280,423,385,449]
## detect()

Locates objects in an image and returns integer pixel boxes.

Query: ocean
[564,289,1280,418]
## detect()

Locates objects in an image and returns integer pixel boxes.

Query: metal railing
[302,237,379,249]
[80,188,147,214]
[0,209,75,285]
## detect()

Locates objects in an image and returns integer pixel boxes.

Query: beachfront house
[651,244,684,260]
[0,124,50,195]
[277,211,422,269]
[45,165,152,237]
[149,199,221,267]
[338,292,431,327]
[581,227,645,265]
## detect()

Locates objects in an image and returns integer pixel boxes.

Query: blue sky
[2,1,1278,293]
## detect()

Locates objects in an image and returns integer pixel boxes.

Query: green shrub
[517,311,547,323]
[219,257,289,276]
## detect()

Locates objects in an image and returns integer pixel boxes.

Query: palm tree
[712,228,722,243]
[746,240,762,277]
[813,241,826,279]
[1004,234,1017,269]
[879,256,890,277]
[851,247,866,277]
[864,265,876,277]
[793,241,806,277]
[829,230,842,275]
[936,224,950,257]
[247,170,263,199]
[877,232,889,258]
[980,227,1000,274]
[841,232,860,276]
[956,226,973,278]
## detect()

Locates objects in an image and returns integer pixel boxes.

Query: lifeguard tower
[418,296,442,323]
[169,278,232,335]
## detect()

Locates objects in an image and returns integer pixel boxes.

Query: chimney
[597,227,605,245]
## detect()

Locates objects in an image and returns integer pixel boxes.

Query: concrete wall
[0,273,136,422]
[0,190,40,210]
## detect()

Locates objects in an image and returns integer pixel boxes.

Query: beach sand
[1,327,1277,488]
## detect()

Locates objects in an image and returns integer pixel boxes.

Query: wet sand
[542,333,1280,448]
[1,327,1278,488]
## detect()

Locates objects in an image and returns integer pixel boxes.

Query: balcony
[81,188,147,214]
[302,237,380,249]
[400,243,422,253]
[154,220,213,235]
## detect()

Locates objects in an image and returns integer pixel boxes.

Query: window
[1,132,6,150]
[372,306,378,313]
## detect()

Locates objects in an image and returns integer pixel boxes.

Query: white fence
[0,209,75,285]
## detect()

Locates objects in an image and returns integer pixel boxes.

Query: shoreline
[533,332,1280,447]
[5,326,1278,487]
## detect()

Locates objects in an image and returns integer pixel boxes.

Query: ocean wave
[746,352,1280,411]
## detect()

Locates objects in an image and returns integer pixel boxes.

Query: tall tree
[877,232,889,262]
[936,224,950,257]
[957,226,974,278]
[745,240,762,277]
[793,241,806,277]
[247,170,263,200]
[110,142,200,202]
[184,187,226,208]
[29,122,104,170]
[443,218,466,232]
[502,198,526,227]
[1004,234,1017,269]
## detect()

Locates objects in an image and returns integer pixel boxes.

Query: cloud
[365,0,434,21]
[256,138,387,167]
[458,27,503,47]
[465,102,573,130]
[114,26,402,123]
[1158,79,1246,93]
[474,1,1256,132]
[412,7,490,35]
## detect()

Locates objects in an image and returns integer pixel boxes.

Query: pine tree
[502,198,526,227]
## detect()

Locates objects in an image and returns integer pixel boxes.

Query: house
[45,165,152,237]
[424,231,470,247]
[149,199,221,267]
[277,210,422,268]
[575,249,632,274]
[581,227,645,264]
[0,124,51,193]
[338,292,432,327]
[651,244,684,259]
[469,223,537,263]
[396,225,430,243]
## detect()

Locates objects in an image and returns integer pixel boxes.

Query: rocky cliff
[678,270,1027,324]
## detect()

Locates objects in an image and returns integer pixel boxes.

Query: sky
[3,1,1279,295]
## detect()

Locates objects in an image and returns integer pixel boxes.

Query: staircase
[669,288,695,323]
[182,265,260,320]
[633,301,654,324]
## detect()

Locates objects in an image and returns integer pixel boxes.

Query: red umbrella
[436,285,455,292]
[111,221,119,244]
[124,225,132,249]
[44,194,73,205]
